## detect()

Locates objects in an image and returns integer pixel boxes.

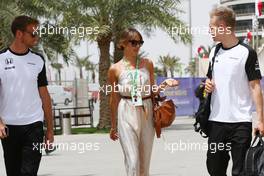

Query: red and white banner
[247,30,252,41]
[256,0,263,16]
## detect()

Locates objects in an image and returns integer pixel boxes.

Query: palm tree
[50,63,63,85]
[158,56,169,77]
[85,62,98,83]
[73,54,98,83]
[0,0,20,49]
[171,56,183,77]
[73,55,92,79]
[111,0,192,63]
[185,57,197,77]
[2,0,192,129]
[0,0,73,61]
[158,55,183,77]
[62,0,192,129]
[154,66,164,78]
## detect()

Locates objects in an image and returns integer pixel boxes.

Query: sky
[53,0,220,81]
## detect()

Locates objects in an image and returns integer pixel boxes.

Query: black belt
[120,95,152,100]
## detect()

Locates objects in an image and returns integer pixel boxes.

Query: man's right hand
[205,79,215,93]
[0,119,7,139]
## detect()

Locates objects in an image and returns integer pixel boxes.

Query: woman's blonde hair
[118,28,143,50]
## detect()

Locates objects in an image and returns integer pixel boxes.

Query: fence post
[61,112,71,135]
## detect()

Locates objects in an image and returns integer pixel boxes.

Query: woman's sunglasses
[128,40,144,47]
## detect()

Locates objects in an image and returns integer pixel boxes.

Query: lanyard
[123,57,144,107]
[123,57,139,92]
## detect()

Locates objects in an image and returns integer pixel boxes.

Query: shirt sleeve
[245,49,262,81]
[38,60,48,87]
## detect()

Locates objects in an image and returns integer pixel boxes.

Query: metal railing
[52,99,95,132]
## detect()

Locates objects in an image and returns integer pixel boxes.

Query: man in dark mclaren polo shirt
[0,16,54,176]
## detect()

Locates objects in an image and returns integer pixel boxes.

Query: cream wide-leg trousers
[118,99,155,176]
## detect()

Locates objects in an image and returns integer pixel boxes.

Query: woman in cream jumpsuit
[108,28,178,176]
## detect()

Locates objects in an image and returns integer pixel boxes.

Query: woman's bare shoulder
[108,60,123,77]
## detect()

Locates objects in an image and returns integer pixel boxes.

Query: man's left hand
[255,121,264,136]
[45,130,54,145]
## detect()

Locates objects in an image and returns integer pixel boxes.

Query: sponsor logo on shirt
[4,58,15,70]
[5,58,13,65]
[229,57,239,60]
[27,62,36,65]
[4,66,15,70]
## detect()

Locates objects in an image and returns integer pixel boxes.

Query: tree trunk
[92,71,95,83]
[163,68,168,77]
[170,69,174,78]
[113,41,123,63]
[58,69,62,85]
[97,35,112,129]
[113,27,124,63]
[80,67,83,79]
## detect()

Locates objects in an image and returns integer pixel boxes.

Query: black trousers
[206,121,252,176]
[1,121,44,176]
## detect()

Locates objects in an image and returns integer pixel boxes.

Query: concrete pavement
[0,117,233,176]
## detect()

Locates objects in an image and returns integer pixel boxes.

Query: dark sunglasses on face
[23,30,38,38]
[128,40,144,47]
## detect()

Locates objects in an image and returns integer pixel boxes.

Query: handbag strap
[251,131,264,147]
[194,44,221,138]
[207,43,222,80]
[244,133,263,174]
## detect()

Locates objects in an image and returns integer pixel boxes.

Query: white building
[221,0,264,39]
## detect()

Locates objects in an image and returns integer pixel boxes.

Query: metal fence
[52,99,95,132]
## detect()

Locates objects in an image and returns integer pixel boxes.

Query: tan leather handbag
[152,94,176,138]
